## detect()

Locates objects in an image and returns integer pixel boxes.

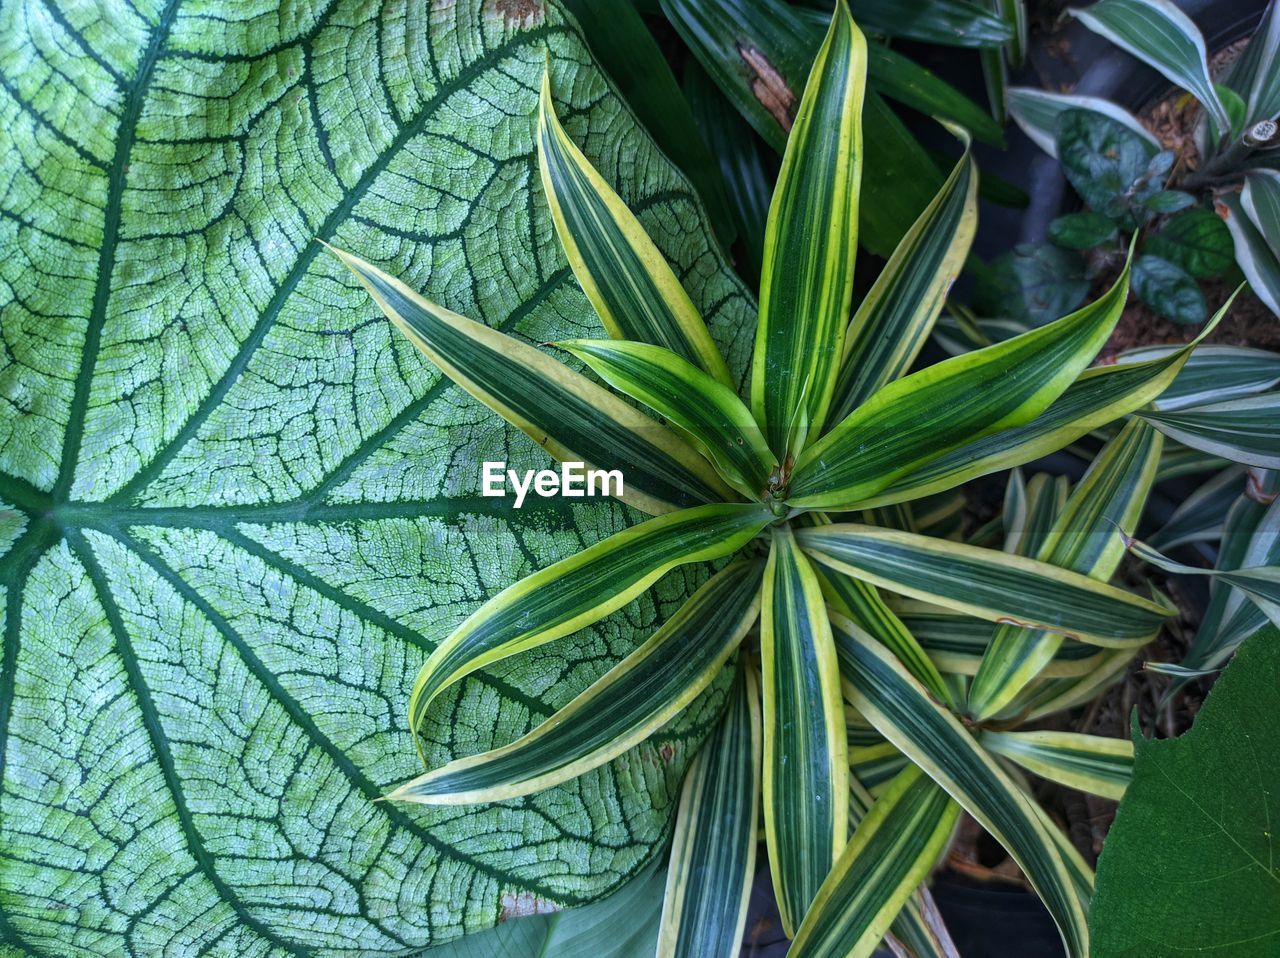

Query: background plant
[1003,0,1280,324]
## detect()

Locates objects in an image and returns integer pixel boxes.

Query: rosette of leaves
[336,5,1225,955]
[1007,0,1280,322]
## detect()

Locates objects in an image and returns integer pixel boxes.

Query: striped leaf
[983,731,1133,801]
[1128,344,1280,412]
[762,525,849,935]
[865,41,1005,146]
[858,298,1230,508]
[1220,192,1280,315]
[388,561,763,804]
[968,420,1163,720]
[408,503,772,735]
[1226,0,1280,124]
[752,0,867,460]
[1244,171,1280,260]
[1071,0,1230,134]
[798,523,1173,648]
[559,339,775,499]
[790,766,960,958]
[1128,536,1280,630]
[537,72,733,386]
[657,664,761,958]
[786,263,1130,509]
[1005,472,1068,559]
[329,246,733,515]
[833,616,1090,957]
[902,610,1109,678]
[1007,87,1160,158]
[1140,394,1280,469]
[849,742,912,794]
[816,551,954,706]
[827,143,980,425]
[999,648,1136,722]
[1149,465,1247,550]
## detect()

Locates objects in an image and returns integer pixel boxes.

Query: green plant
[0,1,758,952]
[333,5,1239,954]
[1008,0,1280,323]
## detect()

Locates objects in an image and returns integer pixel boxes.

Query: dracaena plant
[333,4,1222,955]
[1007,0,1280,324]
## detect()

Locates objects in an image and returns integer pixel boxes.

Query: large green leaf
[1090,632,1280,956]
[0,2,759,952]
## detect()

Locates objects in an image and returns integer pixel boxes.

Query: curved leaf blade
[827,143,979,425]
[798,523,1173,647]
[788,264,1130,509]
[409,503,772,733]
[538,74,733,385]
[833,616,1090,958]
[331,247,735,515]
[1070,0,1230,133]
[790,765,960,958]
[752,0,866,460]
[389,561,763,804]
[1139,394,1280,469]
[762,525,849,935]
[968,419,1163,720]
[983,730,1133,801]
[1007,87,1160,158]
[559,339,775,498]
[657,664,762,958]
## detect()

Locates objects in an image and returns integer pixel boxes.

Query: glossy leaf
[787,265,1130,509]
[1132,254,1206,325]
[762,526,849,935]
[332,247,735,515]
[828,144,979,424]
[1146,207,1235,279]
[865,41,1004,146]
[560,339,775,498]
[1139,394,1280,468]
[1055,109,1158,228]
[1124,344,1280,411]
[1071,0,1230,133]
[1227,194,1280,316]
[798,523,1173,647]
[834,617,1091,957]
[658,665,762,958]
[983,731,1133,801]
[408,503,772,734]
[753,0,866,460]
[388,561,763,804]
[1007,87,1160,158]
[537,74,733,385]
[790,766,960,958]
[1049,211,1119,249]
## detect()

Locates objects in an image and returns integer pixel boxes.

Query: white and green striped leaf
[827,142,980,424]
[786,264,1130,509]
[1000,648,1137,722]
[858,298,1229,508]
[1121,344,1280,412]
[1128,536,1280,630]
[330,246,734,515]
[1139,394,1280,469]
[1227,0,1280,123]
[849,742,912,794]
[559,339,775,498]
[902,610,1110,678]
[753,0,867,460]
[537,73,732,385]
[790,766,960,958]
[1071,0,1230,134]
[409,503,772,734]
[658,664,762,958]
[798,523,1173,648]
[1221,191,1280,316]
[967,420,1163,720]
[388,561,763,804]
[762,526,849,935]
[983,731,1133,801]
[1005,472,1068,559]
[1006,87,1159,158]
[1149,465,1247,550]
[833,616,1090,957]
[1243,170,1280,261]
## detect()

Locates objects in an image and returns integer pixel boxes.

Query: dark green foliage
[1048,211,1118,250]
[1146,208,1235,278]
[1132,255,1207,325]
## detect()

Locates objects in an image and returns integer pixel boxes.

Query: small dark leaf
[1056,109,1158,230]
[1143,189,1196,213]
[1132,254,1207,325]
[1049,211,1119,249]
[1209,82,1248,142]
[1146,208,1235,278]
[975,243,1090,325]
